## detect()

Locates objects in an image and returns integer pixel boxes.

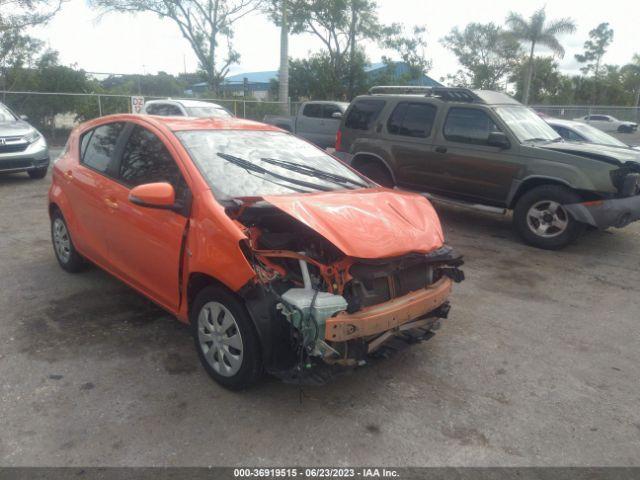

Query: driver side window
[119,126,189,204]
[443,108,502,146]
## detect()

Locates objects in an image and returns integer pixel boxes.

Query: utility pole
[278,0,289,115]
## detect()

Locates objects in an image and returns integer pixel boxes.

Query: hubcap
[526,200,569,238]
[52,218,71,263]
[197,302,243,377]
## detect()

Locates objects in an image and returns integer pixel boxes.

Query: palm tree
[506,8,576,105]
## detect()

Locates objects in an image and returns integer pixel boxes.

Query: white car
[547,118,640,151]
[573,114,638,133]
[142,99,234,118]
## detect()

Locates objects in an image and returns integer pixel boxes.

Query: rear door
[432,106,520,204]
[316,103,344,149]
[378,101,439,189]
[295,103,324,145]
[63,122,126,264]
[104,124,190,311]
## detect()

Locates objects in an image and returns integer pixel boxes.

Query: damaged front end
[230,198,464,384]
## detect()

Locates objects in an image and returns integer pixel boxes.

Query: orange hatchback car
[49,114,464,388]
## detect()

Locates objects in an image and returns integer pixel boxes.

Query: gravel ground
[0,147,639,467]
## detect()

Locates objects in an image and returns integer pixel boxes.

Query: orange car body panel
[49,113,447,327]
[263,188,444,259]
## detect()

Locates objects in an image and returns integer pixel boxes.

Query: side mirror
[331,111,343,119]
[129,182,175,209]
[20,114,29,121]
[487,132,510,149]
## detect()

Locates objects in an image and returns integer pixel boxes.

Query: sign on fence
[131,96,145,114]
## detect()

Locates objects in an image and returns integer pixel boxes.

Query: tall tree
[506,7,575,105]
[287,0,399,99]
[442,22,521,90]
[383,25,431,83]
[575,22,614,105]
[90,0,262,93]
[264,0,291,113]
[621,54,640,117]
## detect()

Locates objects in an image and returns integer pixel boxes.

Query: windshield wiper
[216,153,332,192]
[260,157,369,189]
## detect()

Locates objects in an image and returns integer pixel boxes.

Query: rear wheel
[191,286,263,389]
[28,166,48,179]
[357,162,394,188]
[513,185,585,250]
[51,210,85,272]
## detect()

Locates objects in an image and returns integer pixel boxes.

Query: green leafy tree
[383,25,431,82]
[510,56,563,103]
[506,7,575,105]
[90,0,262,93]
[442,22,521,89]
[621,54,640,114]
[287,0,400,99]
[575,22,614,104]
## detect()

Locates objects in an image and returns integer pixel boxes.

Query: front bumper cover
[565,195,640,229]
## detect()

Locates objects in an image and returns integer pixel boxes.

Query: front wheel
[357,162,394,188]
[191,286,263,390]
[513,185,585,250]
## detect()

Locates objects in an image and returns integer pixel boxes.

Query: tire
[513,185,585,250]
[28,166,48,179]
[190,285,263,390]
[51,210,85,272]
[357,162,394,187]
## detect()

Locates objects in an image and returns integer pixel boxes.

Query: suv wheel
[358,162,394,187]
[191,286,263,390]
[513,185,585,250]
[51,210,85,272]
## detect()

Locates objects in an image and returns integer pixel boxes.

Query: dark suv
[335,86,640,249]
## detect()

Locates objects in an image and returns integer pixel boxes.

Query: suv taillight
[335,129,342,151]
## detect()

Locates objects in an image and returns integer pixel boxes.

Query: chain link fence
[531,105,640,123]
[0,91,292,145]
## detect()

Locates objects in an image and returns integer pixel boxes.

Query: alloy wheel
[526,200,569,238]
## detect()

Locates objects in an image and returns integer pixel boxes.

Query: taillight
[335,129,342,151]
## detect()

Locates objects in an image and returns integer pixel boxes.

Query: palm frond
[544,18,576,36]
[538,34,565,57]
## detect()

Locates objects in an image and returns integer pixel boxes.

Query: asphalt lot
[1,145,639,467]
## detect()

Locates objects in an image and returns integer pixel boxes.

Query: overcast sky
[31,0,640,83]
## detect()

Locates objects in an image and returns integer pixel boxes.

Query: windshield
[494,106,560,143]
[186,106,232,118]
[0,104,17,122]
[571,122,627,147]
[177,130,370,197]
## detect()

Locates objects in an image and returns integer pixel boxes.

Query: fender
[48,180,81,242]
[351,151,397,184]
[506,175,574,208]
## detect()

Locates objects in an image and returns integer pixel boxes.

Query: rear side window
[387,102,437,138]
[322,104,342,119]
[345,99,386,130]
[302,104,322,118]
[81,122,125,173]
[443,108,501,146]
[119,126,188,201]
[554,126,584,142]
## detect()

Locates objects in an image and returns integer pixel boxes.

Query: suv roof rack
[368,85,483,104]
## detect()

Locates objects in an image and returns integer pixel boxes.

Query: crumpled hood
[262,188,444,259]
[538,142,640,165]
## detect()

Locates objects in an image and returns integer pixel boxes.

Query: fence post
[97,95,103,117]
[243,100,246,119]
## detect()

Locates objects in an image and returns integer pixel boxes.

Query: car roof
[90,113,281,133]
[145,98,227,109]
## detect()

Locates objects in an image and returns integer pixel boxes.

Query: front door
[104,124,190,311]
[432,107,520,205]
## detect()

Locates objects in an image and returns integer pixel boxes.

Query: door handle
[435,146,448,154]
[104,197,118,209]
[63,170,73,180]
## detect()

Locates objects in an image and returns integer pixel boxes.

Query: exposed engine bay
[228,199,465,383]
